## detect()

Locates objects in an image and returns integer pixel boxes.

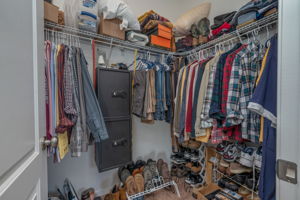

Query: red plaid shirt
[211,45,246,143]
[221,45,246,141]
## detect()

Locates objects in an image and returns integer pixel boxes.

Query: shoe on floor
[111,185,120,200]
[104,194,113,200]
[157,159,164,176]
[119,185,127,200]
[134,173,145,193]
[118,167,131,184]
[171,165,178,177]
[230,162,253,174]
[161,162,171,182]
[125,176,137,196]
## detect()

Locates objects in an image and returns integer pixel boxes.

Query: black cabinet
[95,68,132,172]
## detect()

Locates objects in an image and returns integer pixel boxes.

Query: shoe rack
[126,176,181,200]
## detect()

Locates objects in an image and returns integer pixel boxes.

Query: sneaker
[230,163,252,174]
[185,173,193,184]
[223,144,241,162]
[239,147,256,168]
[254,146,262,169]
[190,175,203,187]
[216,141,231,155]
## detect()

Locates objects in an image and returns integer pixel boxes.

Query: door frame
[277,0,300,199]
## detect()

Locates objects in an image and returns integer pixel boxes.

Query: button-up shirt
[225,42,262,142]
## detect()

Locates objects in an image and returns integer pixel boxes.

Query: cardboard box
[157,24,172,40]
[99,17,125,40]
[150,35,171,49]
[44,1,59,23]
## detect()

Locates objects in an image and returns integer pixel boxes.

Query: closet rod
[44,27,173,57]
[45,22,174,56]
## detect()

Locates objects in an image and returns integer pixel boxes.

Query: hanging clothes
[248,35,277,200]
[44,41,108,160]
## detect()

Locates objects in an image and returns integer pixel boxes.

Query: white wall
[48,0,249,197]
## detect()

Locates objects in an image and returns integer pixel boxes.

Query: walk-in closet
[1,0,300,200]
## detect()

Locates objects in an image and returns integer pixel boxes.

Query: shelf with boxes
[44,12,278,57]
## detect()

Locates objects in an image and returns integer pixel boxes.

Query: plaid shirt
[225,42,262,142]
[209,45,241,122]
[200,53,222,128]
[211,45,246,143]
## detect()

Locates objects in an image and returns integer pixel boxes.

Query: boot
[119,185,127,200]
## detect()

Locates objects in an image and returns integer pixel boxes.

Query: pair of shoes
[104,185,127,200]
[125,174,144,196]
[157,159,171,182]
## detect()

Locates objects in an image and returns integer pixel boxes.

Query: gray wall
[47,0,248,196]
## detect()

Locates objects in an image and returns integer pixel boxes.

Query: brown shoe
[188,141,201,150]
[191,165,202,174]
[161,162,171,182]
[104,194,113,200]
[119,185,127,200]
[134,174,144,193]
[185,162,193,169]
[157,159,164,176]
[111,185,120,200]
[125,176,137,196]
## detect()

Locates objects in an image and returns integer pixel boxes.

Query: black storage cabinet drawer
[96,68,131,118]
[95,68,132,172]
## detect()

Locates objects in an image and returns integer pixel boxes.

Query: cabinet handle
[112,138,127,147]
[112,90,127,99]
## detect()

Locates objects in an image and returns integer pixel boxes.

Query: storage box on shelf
[44,1,59,23]
[150,24,173,50]
[98,17,125,40]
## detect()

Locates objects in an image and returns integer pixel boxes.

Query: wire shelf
[45,12,277,57]
[215,170,259,195]
[126,177,180,200]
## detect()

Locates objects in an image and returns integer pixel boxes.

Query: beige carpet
[145,178,195,200]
